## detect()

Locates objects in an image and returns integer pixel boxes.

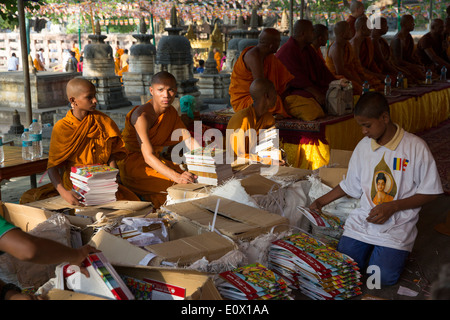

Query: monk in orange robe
[350,16,385,84]
[311,23,329,64]
[390,15,425,81]
[33,53,45,71]
[229,28,294,118]
[117,71,199,208]
[227,78,281,165]
[39,78,138,206]
[326,21,365,95]
[371,17,400,78]
[346,1,365,38]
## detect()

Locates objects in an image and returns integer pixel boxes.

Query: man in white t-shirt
[310,92,443,286]
[7,53,19,71]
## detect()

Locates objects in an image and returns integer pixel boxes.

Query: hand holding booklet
[297,206,344,230]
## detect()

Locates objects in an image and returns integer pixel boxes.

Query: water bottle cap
[32,119,37,122]
[24,128,29,132]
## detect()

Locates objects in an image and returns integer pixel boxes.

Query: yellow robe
[229,46,294,118]
[117,103,187,208]
[226,106,276,164]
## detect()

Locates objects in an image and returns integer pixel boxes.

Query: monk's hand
[309,200,323,214]
[61,189,85,206]
[175,171,197,184]
[367,202,397,225]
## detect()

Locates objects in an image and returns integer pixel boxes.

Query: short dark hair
[151,71,176,86]
[354,91,390,118]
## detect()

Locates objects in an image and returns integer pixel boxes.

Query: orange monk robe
[346,15,357,37]
[226,106,276,164]
[33,58,44,71]
[326,41,383,94]
[214,51,222,72]
[359,37,383,75]
[117,103,187,208]
[72,46,81,62]
[46,110,139,201]
[229,46,294,118]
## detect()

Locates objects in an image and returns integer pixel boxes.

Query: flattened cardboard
[0,202,53,232]
[46,289,107,300]
[319,149,353,188]
[240,174,280,195]
[162,195,289,240]
[166,183,211,201]
[114,265,222,300]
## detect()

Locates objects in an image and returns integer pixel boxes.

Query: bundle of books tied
[184,146,233,186]
[70,164,119,205]
[216,263,293,300]
[268,232,362,300]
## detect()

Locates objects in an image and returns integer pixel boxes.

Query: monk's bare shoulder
[329,42,342,58]
[130,102,157,127]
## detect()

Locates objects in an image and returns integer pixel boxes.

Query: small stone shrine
[122,18,156,105]
[82,21,131,110]
[154,5,201,107]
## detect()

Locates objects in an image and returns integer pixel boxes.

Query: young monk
[310,92,443,285]
[226,78,279,164]
[117,71,199,208]
[45,78,139,206]
[229,28,294,118]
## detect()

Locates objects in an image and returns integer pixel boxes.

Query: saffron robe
[276,37,335,100]
[226,106,276,164]
[117,103,187,208]
[20,110,139,204]
[229,46,294,118]
[358,37,383,74]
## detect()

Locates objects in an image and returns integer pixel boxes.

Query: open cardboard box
[318,149,353,188]
[161,195,290,241]
[166,183,211,201]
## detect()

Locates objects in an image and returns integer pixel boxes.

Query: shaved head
[334,21,349,37]
[313,24,329,38]
[293,19,313,37]
[250,78,276,102]
[66,78,95,101]
[151,71,176,86]
[350,1,364,14]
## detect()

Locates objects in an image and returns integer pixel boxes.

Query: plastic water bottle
[384,75,392,96]
[425,69,433,84]
[21,128,32,161]
[440,66,447,81]
[362,81,370,94]
[396,72,404,88]
[0,136,4,163]
[29,118,43,159]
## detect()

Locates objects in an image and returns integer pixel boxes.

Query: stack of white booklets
[255,127,279,161]
[184,147,233,186]
[70,164,119,205]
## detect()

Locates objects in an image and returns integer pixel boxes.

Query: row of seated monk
[228,4,450,122]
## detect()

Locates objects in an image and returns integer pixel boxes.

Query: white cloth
[7,56,19,71]
[339,130,443,252]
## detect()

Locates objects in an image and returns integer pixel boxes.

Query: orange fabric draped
[229,46,294,118]
[33,58,44,71]
[118,103,187,208]
[359,37,382,74]
[47,109,139,201]
[226,106,275,162]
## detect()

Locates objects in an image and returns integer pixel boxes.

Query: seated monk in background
[390,15,425,81]
[351,16,385,83]
[229,28,294,118]
[227,78,282,165]
[311,23,329,63]
[21,78,139,205]
[117,71,199,208]
[276,20,337,120]
[347,0,366,38]
[326,21,365,95]
[415,19,450,76]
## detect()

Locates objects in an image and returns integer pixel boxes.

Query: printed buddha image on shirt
[370,154,397,205]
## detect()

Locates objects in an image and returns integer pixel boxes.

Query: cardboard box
[114,265,222,300]
[319,149,353,188]
[46,289,107,300]
[166,183,211,201]
[161,195,290,241]
[0,202,53,232]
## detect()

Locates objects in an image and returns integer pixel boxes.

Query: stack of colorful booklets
[268,232,362,300]
[184,146,233,186]
[63,252,134,300]
[70,164,119,205]
[297,206,345,230]
[215,263,293,300]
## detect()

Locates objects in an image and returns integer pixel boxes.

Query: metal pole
[18,0,33,127]
[289,0,294,36]
[300,0,304,20]
[429,0,433,30]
